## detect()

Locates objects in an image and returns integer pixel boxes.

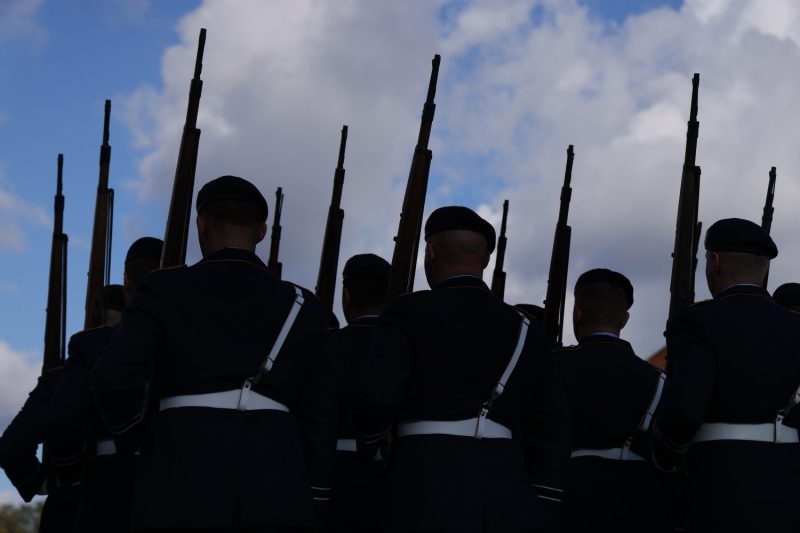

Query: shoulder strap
[639,371,666,433]
[252,286,305,382]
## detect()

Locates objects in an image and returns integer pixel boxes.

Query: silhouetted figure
[773,282,800,313]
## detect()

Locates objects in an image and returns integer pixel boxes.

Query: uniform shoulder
[68,325,112,344]
[68,325,115,357]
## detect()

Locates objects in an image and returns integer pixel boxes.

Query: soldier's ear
[256,222,267,244]
[621,310,630,329]
[196,214,207,237]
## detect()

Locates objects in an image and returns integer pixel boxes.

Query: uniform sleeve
[291,296,338,509]
[90,277,164,435]
[0,371,60,501]
[45,339,94,471]
[351,300,414,455]
[520,328,571,507]
[651,307,716,471]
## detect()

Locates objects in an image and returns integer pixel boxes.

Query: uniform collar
[579,333,634,351]
[435,275,489,291]
[716,284,769,299]
[200,247,267,269]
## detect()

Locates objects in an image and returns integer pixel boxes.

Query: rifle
[385,54,441,303]
[43,154,68,372]
[84,100,114,329]
[161,28,206,268]
[267,187,284,278]
[666,73,702,330]
[315,125,348,316]
[491,199,509,299]
[762,166,776,288]
[542,145,575,347]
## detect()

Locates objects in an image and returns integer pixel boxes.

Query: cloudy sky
[1,0,799,504]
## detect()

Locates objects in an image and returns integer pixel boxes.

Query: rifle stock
[84,100,114,329]
[667,74,702,329]
[267,187,284,279]
[385,55,441,303]
[543,145,575,347]
[161,28,206,268]
[43,154,68,373]
[315,125,348,317]
[491,199,509,299]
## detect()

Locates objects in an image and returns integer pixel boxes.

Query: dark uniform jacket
[46,325,138,533]
[353,276,571,533]
[652,284,800,533]
[0,368,79,532]
[324,315,385,532]
[555,334,668,533]
[90,247,336,530]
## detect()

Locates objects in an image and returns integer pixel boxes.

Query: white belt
[693,422,800,444]
[159,388,289,413]
[336,439,357,452]
[571,447,646,461]
[397,418,512,439]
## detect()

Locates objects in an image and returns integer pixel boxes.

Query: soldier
[323,253,390,533]
[0,368,79,532]
[772,282,800,313]
[554,268,668,533]
[90,175,336,532]
[46,237,163,533]
[651,218,800,533]
[352,206,571,533]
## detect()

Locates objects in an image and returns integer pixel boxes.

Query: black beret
[773,283,800,308]
[125,237,164,265]
[196,175,268,222]
[424,206,496,253]
[515,303,544,321]
[103,284,125,312]
[343,253,391,284]
[575,268,634,309]
[704,218,777,259]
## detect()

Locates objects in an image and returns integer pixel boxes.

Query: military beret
[343,253,391,284]
[424,206,496,253]
[125,237,164,265]
[103,284,125,312]
[773,283,800,308]
[704,218,777,259]
[575,268,634,309]
[196,175,268,222]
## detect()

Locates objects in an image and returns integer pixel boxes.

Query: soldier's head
[423,206,495,288]
[124,237,164,305]
[195,175,268,256]
[772,283,800,313]
[572,268,633,341]
[341,253,390,324]
[703,218,776,297]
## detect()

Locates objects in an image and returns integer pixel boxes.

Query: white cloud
[0,340,40,431]
[0,0,46,47]
[122,0,800,357]
[0,174,50,252]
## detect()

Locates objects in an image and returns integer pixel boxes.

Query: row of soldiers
[2,28,800,533]
[2,175,800,533]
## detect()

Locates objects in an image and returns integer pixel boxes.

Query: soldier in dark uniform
[352,206,571,533]
[651,218,800,533]
[46,237,163,533]
[773,282,800,312]
[554,268,668,533]
[0,368,79,532]
[90,175,336,532]
[323,253,390,532]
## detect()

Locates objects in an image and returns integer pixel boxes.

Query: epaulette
[690,299,713,307]
[552,344,580,353]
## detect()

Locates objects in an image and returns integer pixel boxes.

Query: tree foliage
[0,501,42,533]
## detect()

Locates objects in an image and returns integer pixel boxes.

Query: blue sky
[4,0,800,506]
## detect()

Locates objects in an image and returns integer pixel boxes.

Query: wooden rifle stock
[84,100,114,329]
[43,154,68,373]
[267,187,284,279]
[762,166,776,288]
[543,145,575,347]
[161,28,206,268]
[491,199,509,299]
[667,74,702,329]
[385,55,441,303]
[315,125,348,316]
